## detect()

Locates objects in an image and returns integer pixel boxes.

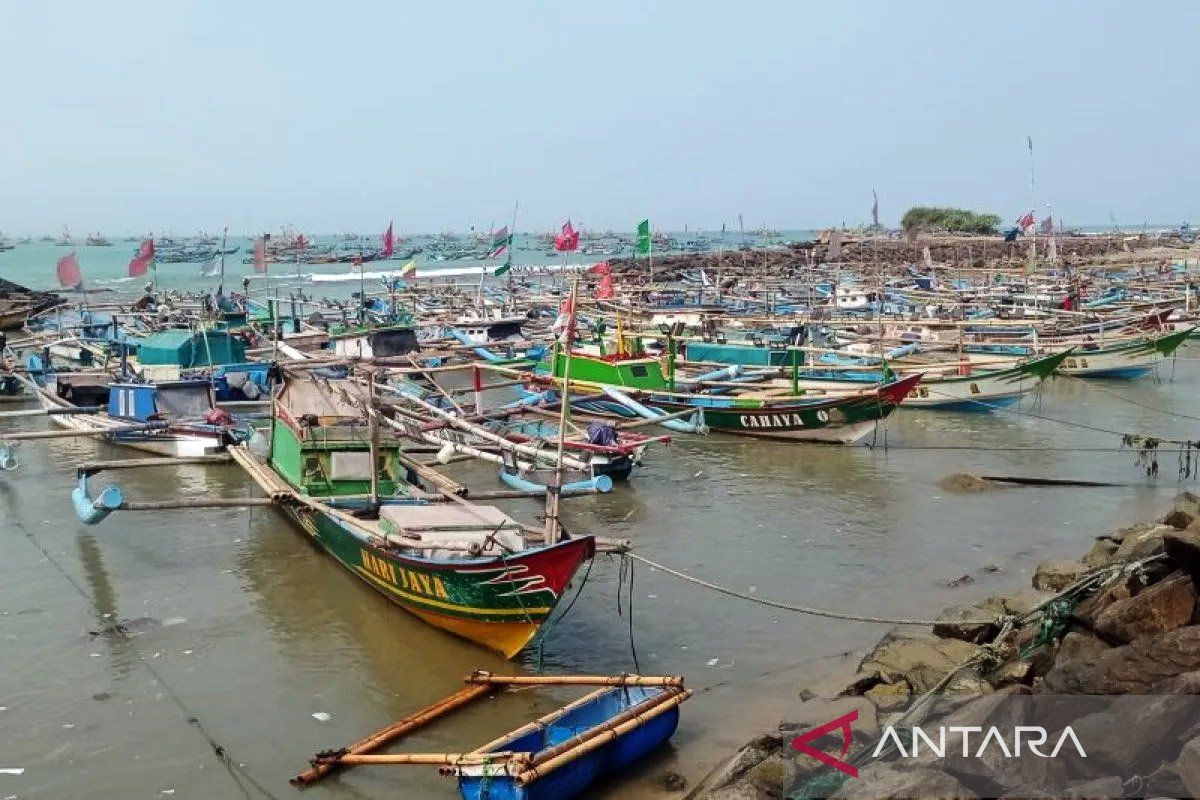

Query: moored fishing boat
[259,372,596,657]
[28,374,236,456]
[526,347,918,444]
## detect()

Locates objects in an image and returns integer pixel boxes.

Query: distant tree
[900,206,1002,235]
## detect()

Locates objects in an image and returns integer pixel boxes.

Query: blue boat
[294,674,691,799]
[457,683,688,800]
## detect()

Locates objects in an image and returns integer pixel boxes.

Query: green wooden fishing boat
[535,348,919,444]
[261,374,594,658]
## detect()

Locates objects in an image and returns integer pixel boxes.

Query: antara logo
[871,725,1087,759]
[791,711,1088,781]
[791,709,859,778]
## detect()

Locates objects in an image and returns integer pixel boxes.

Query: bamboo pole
[78,455,233,471]
[119,497,277,511]
[0,422,169,441]
[514,690,692,786]
[292,682,494,785]
[467,673,685,688]
[314,751,527,767]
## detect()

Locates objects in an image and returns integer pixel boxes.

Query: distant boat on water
[85,232,112,246]
[55,226,74,246]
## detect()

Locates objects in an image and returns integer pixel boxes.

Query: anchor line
[11,518,281,800]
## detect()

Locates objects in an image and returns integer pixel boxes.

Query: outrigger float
[293,671,691,800]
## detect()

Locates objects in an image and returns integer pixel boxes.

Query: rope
[13,519,281,800]
[625,553,998,626]
[1059,372,1200,423]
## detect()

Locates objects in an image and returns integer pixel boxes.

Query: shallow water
[1,346,1197,798]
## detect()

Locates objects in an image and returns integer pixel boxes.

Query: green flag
[635,219,651,255]
[494,250,512,276]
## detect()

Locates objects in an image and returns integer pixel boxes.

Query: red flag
[352,254,364,269]
[296,234,308,250]
[253,237,268,272]
[128,238,155,277]
[596,273,615,299]
[382,221,395,257]
[554,220,579,252]
[56,252,83,289]
[588,260,611,275]
[1017,211,1036,232]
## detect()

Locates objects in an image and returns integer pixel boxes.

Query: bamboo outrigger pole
[291,683,494,785]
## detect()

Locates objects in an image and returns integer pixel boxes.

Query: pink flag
[296,234,308,250]
[551,295,577,342]
[1017,211,1036,232]
[56,252,83,289]
[596,273,615,299]
[352,254,364,269]
[382,221,395,257]
[128,238,155,277]
[554,220,579,252]
[253,237,268,273]
[588,260,611,275]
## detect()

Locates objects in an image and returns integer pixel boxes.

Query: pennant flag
[56,252,83,289]
[1017,211,1036,232]
[128,238,156,277]
[635,219,651,255]
[588,260,611,275]
[488,226,511,258]
[382,221,395,258]
[554,220,580,252]
[253,237,268,272]
[296,234,308,250]
[1040,215,1054,236]
[199,255,220,277]
[352,254,364,269]
[871,188,880,229]
[399,259,416,276]
[493,250,513,277]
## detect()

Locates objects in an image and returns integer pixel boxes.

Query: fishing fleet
[1,223,1197,798]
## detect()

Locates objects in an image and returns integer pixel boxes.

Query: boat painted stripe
[351,565,553,617]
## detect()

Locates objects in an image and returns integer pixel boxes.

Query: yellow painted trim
[352,565,552,617]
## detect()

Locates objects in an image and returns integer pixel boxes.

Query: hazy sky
[2,1,1196,235]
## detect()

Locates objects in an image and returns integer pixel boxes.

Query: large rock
[690,734,787,800]
[933,597,1007,644]
[1044,625,1200,694]
[852,629,982,695]
[1112,524,1170,560]
[1069,689,1200,778]
[1061,777,1124,799]
[1071,580,1133,630]
[1176,736,1200,799]
[829,763,976,799]
[1163,491,1200,529]
[1032,560,1088,592]
[1092,571,1196,644]
[1165,525,1200,578]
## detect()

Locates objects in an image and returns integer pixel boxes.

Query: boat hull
[34,388,224,456]
[277,500,594,658]
[457,686,682,800]
[647,375,920,444]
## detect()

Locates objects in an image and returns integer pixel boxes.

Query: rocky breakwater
[607,233,1178,283]
[688,493,1200,799]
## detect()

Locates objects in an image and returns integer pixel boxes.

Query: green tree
[901,206,1001,235]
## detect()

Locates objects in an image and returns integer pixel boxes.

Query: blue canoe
[456,683,689,800]
[295,674,690,799]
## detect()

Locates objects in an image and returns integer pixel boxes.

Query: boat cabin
[270,377,407,497]
[107,380,215,422]
[329,325,420,359]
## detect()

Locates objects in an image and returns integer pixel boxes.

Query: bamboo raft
[293,671,691,799]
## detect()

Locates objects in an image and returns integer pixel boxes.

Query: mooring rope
[624,552,999,626]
